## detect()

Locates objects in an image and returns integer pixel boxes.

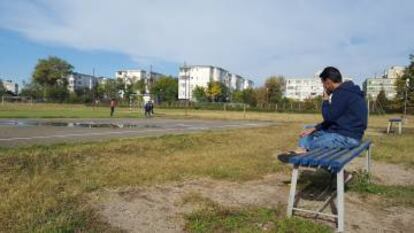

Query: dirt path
[96,160,414,233]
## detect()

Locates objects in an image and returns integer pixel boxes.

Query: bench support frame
[387,121,402,134]
[286,145,371,232]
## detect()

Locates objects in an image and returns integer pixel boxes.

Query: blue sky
[0,30,179,86]
[1,0,413,87]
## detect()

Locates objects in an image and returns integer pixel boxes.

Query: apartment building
[66,72,100,92]
[363,66,405,99]
[1,79,19,95]
[178,65,253,100]
[284,74,352,100]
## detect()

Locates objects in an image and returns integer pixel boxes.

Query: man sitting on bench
[285,66,368,157]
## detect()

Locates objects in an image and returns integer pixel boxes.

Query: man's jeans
[299,130,360,150]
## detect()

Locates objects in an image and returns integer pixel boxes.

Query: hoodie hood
[335,81,364,97]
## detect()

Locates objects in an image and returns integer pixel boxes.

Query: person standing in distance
[110,98,117,117]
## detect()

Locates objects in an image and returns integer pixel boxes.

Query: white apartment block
[66,72,100,92]
[1,80,19,95]
[115,70,164,85]
[178,65,253,100]
[284,74,352,101]
[115,70,146,86]
[363,66,405,100]
[115,69,164,94]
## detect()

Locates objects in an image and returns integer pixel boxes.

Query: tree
[46,85,69,102]
[100,79,119,99]
[207,81,228,102]
[0,80,6,96]
[376,88,389,109]
[193,86,208,102]
[20,81,43,99]
[33,56,73,87]
[241,88,257,106]
[133,79,146,95]
[264,76,285,104]
[232,90,244,103]
[32,56,73,100]
[150,76,178,103]
[395,54,414,113]
[254,87,267,106]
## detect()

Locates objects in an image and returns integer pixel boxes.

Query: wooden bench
[286,140,372,232]
[387,118,402,135]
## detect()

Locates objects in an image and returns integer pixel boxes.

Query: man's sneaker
[277,151,301,164]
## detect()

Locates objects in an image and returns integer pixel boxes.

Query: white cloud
[1,0,413,84]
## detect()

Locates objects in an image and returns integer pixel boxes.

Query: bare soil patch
[96,161,413,233]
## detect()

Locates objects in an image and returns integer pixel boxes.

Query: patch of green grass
[348,172,414,207]
[370,134,414,167]
[0,103,142,118]
[185,205,332,233]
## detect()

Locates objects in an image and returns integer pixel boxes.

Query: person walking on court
[144,101,155,118]
[110,98,117,117]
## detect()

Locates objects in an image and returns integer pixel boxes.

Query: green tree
[303,96,322,112]
[32,56,73,100]
[0,80,6,96]
[232,90,243,103]
[150,76,178,103]
[20,81,43,99]
[241,88,257,106]
[102,79,119,99]
[133,79,146,95]
[264,76,285,104]
[207,81,228,102]
[33,56,73,87]
[46,85,69,102]
[395,55,414,113]
[376,88,389,109]
[192,86,208,102]
[254,87,267,106]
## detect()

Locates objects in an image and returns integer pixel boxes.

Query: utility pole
[92,68,95,107]
[404,78,409,123]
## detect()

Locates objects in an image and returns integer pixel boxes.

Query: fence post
[243,104,246,119]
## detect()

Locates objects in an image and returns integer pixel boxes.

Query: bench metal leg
[287,165,299,217]
[387,122,392,134]
[398,122,402,135]
[337,169,345,232]
[365,146,371,174]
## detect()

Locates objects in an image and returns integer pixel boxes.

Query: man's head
[319,66,342,93]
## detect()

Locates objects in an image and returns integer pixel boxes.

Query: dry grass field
[0,104,413,232]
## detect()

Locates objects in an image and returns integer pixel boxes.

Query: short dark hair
[319,66,342,83]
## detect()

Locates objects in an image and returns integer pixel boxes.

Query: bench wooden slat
[298,148,333,166]
[289,148,324,165]
[317,149,350,167]
[288,140,372,172]
[329,141,371,172]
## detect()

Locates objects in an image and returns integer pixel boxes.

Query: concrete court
[0,118,276,148]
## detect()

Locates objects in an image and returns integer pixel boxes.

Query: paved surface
[0,118,276,147]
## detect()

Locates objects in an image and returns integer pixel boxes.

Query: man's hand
[300,128,316,137]
[322,90,330,101]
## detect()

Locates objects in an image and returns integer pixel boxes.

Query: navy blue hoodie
[315,81,367,140]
